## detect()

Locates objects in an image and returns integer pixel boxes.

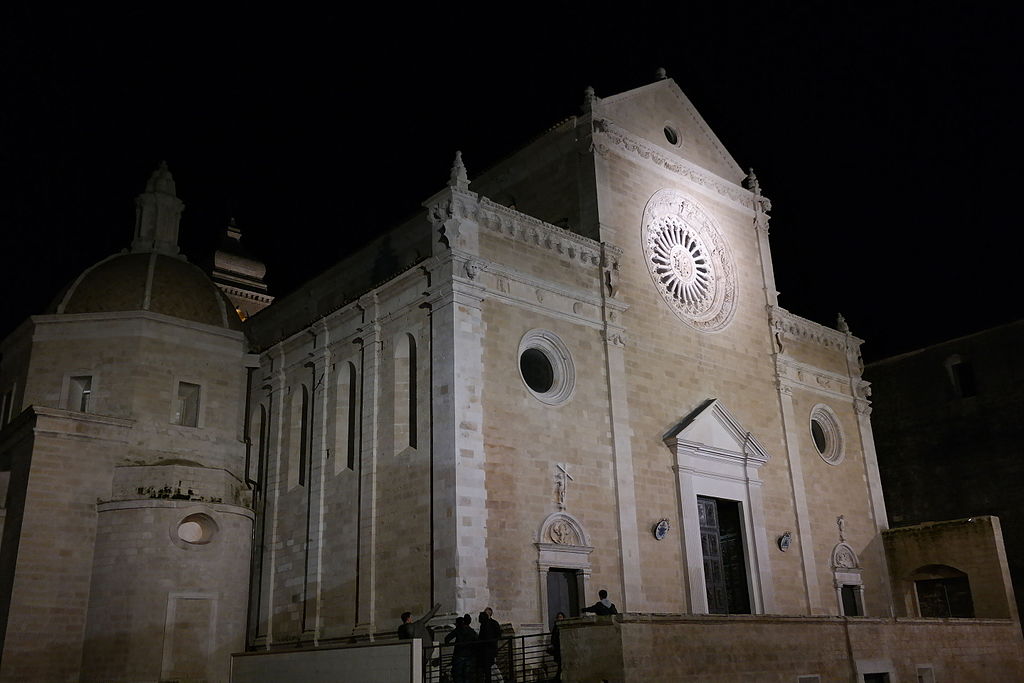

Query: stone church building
[1,75,1021,682]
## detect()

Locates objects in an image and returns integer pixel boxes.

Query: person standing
[477,609,502,683]
[549,611,565,682]
[444,616,478,683]
[398,602,441,675]
[581,589,618,616]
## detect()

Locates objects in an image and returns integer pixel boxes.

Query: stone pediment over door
[663,398,771,469]
[663,398,775,614]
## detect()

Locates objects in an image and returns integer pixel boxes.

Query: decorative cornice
[475,196,611,268]
[770,306,861,353]
[592,118,756,213]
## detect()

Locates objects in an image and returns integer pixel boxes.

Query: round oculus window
[809,404,844,465]
[174,512,218,546]
[518,330,575,405]
[642,189,737,332]
[664,124,680,146]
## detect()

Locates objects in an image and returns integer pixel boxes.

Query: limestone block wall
[250,267,437,644]
[80,500,252,683]
[561,613,1024,683]
[591,135,797,615]
[472,118,596,239]
[0,408,130,683]
[23,314,248,473]
[884,516,1018,620]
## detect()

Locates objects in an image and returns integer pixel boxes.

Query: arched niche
[831,542,864,616]
[535,512,593,628]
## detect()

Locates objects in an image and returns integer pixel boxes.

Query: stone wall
[885,516,1018,620]
[561,613,1024,682]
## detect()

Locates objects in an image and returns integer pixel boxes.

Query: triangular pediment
[662,398,770,463]
[600,78,745,184]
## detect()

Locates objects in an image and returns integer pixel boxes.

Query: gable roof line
[599,78,744,179]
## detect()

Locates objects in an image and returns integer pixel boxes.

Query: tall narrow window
[393,333,417,453]
[299,384,309,486]
[173,382,200,427]
[346,363,357,470]
[0,389,10,427]
[67,376,92,412]
[945,354,977,399]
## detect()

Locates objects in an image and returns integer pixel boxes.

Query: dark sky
[2,5,1021,361]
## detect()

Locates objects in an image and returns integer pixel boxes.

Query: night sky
[2,5,1021,361]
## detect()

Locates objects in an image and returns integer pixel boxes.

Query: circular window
[175,513,218,545]
[642,189,738,332]
[809,404,844,465]
[518,330,575,405]
[664,125,680,146]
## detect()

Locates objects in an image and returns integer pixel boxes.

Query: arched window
[299,385,309,486]
[394,333,417,453]
[333,361,358,473]
[911,564,974,618]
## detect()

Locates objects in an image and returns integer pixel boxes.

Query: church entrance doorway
[546,568,581,625]
[698,496,751,614]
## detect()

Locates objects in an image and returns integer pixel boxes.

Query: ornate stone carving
[831,541,859,569]
[555,463,574,510]
[770,306,860,353]
[593,119,753,209]
[642,189,737,332]
[464,259,482,280]
[550,520,577,545]
[475,197,607,268]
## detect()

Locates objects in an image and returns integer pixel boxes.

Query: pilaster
[775,381,823,614]
[301,321,330,643]
[599,246,642,611]
[428,255,490,615]
[353,297,382,637]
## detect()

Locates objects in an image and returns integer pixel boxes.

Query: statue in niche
[555,463,573,510]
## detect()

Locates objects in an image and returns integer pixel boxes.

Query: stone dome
[53,251,243,331]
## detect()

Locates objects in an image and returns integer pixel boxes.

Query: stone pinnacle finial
[226,217,241,241]
[837,313,850,334]
[745,168,761,194]
[132,161,184,255]
[449,150,469,191]
[655,67,667,80]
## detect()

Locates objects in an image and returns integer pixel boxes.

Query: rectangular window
[173,382,201,427]
[797,677,821,683]
[67,376,92,412]
[1,388,13,427]
[916,667,935,683]
[841,584,864,616]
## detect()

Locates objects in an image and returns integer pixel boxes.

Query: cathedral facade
[1,76,1020,682]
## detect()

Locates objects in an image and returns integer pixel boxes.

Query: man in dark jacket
[581,589,618,616]
[477,610,502,682]
[444,616,478,683]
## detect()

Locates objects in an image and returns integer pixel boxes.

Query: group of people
[398,589,618,683]
[398,604,503,683]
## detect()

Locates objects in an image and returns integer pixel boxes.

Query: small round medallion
[653,519,671,540]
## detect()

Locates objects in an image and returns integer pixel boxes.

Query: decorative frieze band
[770,306,862,353]
[592,118,756,213]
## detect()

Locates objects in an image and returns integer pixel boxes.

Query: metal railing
[422,632,558,683]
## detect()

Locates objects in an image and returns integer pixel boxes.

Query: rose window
[649,217,714,313]
[642,189,737,331]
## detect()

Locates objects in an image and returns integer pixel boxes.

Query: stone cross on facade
[555,463,574,510]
